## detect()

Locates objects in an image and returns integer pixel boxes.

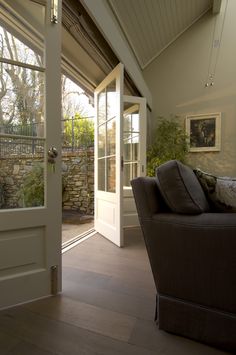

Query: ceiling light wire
[205,0,228,88]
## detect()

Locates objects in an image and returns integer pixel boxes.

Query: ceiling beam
[213,0,222,14]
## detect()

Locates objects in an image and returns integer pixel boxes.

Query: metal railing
[0,136,44,157]
[0,122,43,137]
[0,117,94,157]
[61,116,94,152]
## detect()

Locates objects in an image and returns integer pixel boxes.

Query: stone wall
[62,149,94,215]
[0,149,94,214]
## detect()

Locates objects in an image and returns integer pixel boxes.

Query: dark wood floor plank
[62,265,112,289]
[63,231,152,272]
[62,236,155,293]
[66,229,148,267]
[0,230,229,355]
[0,307,156,355]
[59,278,155,321]
[25,295,136,342]
[0,330,21,355]
[62,265,155,300]
[7,340,57,355]
[129,318,229,355]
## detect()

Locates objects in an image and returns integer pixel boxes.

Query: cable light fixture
[205,0,228,88]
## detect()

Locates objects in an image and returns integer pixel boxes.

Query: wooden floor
[0,229,229,355]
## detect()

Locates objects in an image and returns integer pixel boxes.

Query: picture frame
[186,113,221,152]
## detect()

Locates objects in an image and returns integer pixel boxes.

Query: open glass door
[123,96,146,227]
[0,0,62,308]
[94,63,124,247]
[95,64,147,246]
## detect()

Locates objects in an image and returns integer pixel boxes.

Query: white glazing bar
[0,57,45,72]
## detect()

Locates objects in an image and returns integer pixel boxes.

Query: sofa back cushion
[194,168,236,212]
[156,160,210,214]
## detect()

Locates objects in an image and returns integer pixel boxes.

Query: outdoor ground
[62,210,94,244]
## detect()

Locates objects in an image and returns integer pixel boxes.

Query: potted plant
[147,116,188,176]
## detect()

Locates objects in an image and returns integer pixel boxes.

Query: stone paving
[62,220,94,244]
[62,210,94,244]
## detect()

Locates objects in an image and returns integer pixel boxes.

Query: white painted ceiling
[108,0,213,69]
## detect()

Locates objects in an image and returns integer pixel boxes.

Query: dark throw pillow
[194,169,236,212]
[156,160,209,214]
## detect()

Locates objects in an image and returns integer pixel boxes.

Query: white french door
[123,96,146,227]
[94,64,146,247]
[94,63,124,247]
[0,0,62,308]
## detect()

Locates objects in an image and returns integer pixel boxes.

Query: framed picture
[186,113,221,152]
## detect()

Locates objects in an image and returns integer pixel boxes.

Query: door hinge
[51,265,58,295]
[51,0,58,24]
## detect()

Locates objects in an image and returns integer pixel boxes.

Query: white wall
[144,0,236,176]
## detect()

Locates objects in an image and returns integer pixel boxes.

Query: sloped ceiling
[108,0,213,69]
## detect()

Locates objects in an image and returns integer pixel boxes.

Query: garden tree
[61,75,94,148]
[0,26,44,134]
[61,75,90,119]
[63,113,94,148]
[0,25,94,146]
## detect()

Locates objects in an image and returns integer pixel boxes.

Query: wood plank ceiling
[108,0,213,69]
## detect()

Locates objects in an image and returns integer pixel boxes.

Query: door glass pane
[132,113,139,132]
[0,7,45,210]
[98,91,106,125]
[0,63,45,136]
[98,123,106,157]
[0,23,44,66]
[132,133,139,161]
[107,118,116,156]
[124,137,132,161]
[123,162,138,187]
[132,162,138,179]
[124,114,131,132]
[107,157,116,192]
[124,163,131,187]
[107,80,116,120]
[98,158,105,191]
[123,104,141,188]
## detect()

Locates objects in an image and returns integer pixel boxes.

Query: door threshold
[62,228,96,254]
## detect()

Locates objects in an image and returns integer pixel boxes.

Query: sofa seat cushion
[194,169,236,212]
[156,160,209,214]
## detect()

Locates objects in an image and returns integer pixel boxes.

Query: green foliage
[18,164,44,207]
[147,117,188,176]
[64,113,94,148]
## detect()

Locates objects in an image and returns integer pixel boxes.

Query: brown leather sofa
[131,161,236,352]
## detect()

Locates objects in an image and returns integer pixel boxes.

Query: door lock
[48,147,58,172]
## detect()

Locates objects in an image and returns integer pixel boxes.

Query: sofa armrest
[131,177,168,219]
[142,213,236,314]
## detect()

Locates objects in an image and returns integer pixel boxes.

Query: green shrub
[147,117,188,176]
[64,114,94,148]
[19,164,44,207]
